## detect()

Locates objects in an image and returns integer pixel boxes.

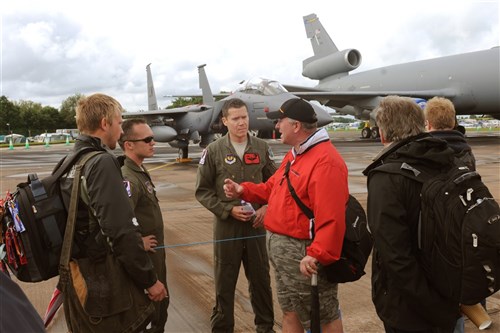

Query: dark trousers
[211,234,274,333]
[147,250,169,333]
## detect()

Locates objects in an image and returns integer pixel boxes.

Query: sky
[1,0,499,112]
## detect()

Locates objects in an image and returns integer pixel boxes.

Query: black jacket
[59,135,157,289]
[362,134,460,331]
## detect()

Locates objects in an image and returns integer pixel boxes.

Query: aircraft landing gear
[176,147,191,163]
[361,127,371,139]
[361,126,380,139]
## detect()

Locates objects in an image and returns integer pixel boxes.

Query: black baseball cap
[267,98,318,124]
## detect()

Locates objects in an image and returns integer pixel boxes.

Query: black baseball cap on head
[267,98,318,124]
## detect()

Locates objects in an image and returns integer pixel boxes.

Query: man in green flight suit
[195,98,277,333]
[120,118,169,333]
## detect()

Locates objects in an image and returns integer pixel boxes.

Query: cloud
[1,0,498,111]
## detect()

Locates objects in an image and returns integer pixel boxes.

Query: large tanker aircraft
[285,13,500,138]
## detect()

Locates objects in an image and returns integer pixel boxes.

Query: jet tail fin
[302,13,361,81]
[146,63,158,111]
[303,13,338,62]
[198,64,215,107]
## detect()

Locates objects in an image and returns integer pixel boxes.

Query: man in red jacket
[224,98,349,333]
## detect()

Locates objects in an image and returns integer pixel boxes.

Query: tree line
[0,94,82,137]
[0,94,204,137]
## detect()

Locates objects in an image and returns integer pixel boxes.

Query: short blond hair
[424,97,456,130]
[375,96,425,142]
[76,93,123,134]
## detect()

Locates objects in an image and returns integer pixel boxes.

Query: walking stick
[310,273,321,333]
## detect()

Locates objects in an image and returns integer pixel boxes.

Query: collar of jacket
[75,134,110,153]
[362,132,452,176]
[123,156,149,173]
[292,128,330,158]
[222,132,257,150]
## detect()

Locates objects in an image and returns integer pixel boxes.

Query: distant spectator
[424,96,476,170]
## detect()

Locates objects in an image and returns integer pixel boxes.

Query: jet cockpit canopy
[235,78,288,96]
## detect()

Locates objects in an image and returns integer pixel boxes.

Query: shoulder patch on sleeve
[123,180,132,197]
[268,147,274,159]
[199,148,208,165]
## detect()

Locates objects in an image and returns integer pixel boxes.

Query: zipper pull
[472,233,478,248]
[459,195,467,206]
[466,188,474,201]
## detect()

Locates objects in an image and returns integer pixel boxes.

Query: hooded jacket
[430,129,476,170]
[362,133,460,330]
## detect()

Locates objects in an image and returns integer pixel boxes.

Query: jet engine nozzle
[302,49,362,80]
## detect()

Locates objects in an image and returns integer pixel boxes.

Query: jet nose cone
[311,103,332,127]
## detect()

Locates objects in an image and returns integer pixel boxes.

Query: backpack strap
[52,147,101,179]
[373,162,431,184]
[29,147,99,202]
[59,151,103,273]
[284,161,316,239]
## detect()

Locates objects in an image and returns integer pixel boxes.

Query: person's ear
[100,117,108,131]
[379,128,387,145]
[293,121,301,133]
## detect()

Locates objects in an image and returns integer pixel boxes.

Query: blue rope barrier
[154,234,266,250]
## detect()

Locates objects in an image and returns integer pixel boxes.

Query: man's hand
[142,235,158,253]
[230,206,255,222]
[223,179,243,199]
[252,205,267,228]
[146,280,168,302]
[300,255,319,278]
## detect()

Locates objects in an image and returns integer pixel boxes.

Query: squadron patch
[199,149,207,165]
[224,154,236,165]
[244,153,260,164]
[145,181,154,194]
[123,180,132,197]
[268,147,274,159]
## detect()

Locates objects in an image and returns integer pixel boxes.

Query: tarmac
[1,129,499,332]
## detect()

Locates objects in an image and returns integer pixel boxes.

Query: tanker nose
[311,103,333,127]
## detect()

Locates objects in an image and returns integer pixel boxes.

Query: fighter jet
[285,13,500,138]
[127,64,332,158]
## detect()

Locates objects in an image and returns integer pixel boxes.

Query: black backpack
[376,161,500,305]
[284,162,373,283]
[324,194,373,283]
[0,149,100,282]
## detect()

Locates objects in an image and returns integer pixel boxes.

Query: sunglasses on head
[126,136,154,143]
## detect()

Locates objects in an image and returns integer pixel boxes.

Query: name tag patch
[244,153,260,164]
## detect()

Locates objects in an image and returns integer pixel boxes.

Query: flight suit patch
[199,149,207,165]
[244,153,260,164]
[225,154,236,165]
[145,181,154,194]
[123,180,132,197]
[268,147,274,159]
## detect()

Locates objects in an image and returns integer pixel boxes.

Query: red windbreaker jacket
[241,129,349,265]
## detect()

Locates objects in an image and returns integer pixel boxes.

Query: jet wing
[125,104,213,116]
[285,86,457,108]
[170,93,230,99]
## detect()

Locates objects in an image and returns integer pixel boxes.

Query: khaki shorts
[267,231,340,329]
